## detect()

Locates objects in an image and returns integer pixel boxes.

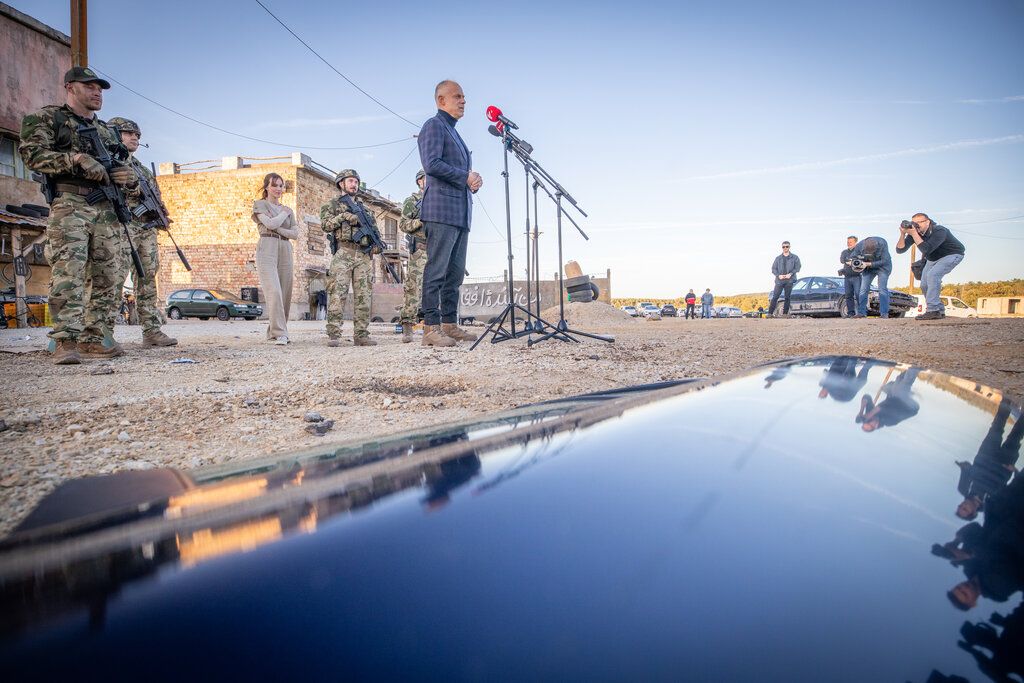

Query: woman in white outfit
[252,173,298,344]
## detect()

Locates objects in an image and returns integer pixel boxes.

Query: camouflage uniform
[100,142,165,335]
[320,172,373,340]
[19,103,130,343]
[399,184,427,325]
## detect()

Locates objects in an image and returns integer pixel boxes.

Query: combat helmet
[415,169,425,182]
[334,169,360,186]
[108,117,141,136]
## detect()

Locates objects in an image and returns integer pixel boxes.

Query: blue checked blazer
[418,110,473,230]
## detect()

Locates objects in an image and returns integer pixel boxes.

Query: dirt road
[2,304,1022,535]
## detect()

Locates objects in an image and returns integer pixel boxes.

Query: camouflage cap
[415,169,425,182]
[63,66,111,90]
[334,169,360,185]
[107,117,141,136]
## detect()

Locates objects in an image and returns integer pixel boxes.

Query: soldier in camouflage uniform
[99,117,177,348]
[398,169,427,343]
[319,169,377,347]
[19,67,139,364]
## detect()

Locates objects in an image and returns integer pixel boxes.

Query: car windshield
[208,290,239,301]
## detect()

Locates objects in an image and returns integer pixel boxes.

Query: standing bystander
[767,241,801,317]
[252,173,298,345]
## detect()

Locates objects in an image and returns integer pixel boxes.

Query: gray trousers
[256,236,293,339]
[421,222,468,325]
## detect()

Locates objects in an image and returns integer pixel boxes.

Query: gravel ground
[2,304,1023,536]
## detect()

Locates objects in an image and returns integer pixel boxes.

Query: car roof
[2,357,1020,680]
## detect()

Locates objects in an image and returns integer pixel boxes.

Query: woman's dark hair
[260,173,285,199]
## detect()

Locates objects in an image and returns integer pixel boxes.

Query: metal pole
[12,228,27,328]
[70,0,88,67]
[908,243,916,294]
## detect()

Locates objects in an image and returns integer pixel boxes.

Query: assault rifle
[76,124,145,278]
[142,162,192,271]
[340,195,401,283]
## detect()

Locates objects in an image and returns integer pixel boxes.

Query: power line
[93,66,414,151]
[369,145,418,188]
[254,0,418,128]
[946,214,1024,239]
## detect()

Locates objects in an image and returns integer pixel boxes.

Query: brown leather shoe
[422,325,456,347]
[354,336,377,346]
[52,339,81,365]
[401,324,413,343]
[79,342,124,358]
[441,323,478,342]
[142,330,178,347]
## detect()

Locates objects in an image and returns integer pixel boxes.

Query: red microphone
[485,105,519,130]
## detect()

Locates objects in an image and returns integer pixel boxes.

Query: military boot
[422,325,456,347]
[401,324,413,343]
[79,341,124,358]
[441,323,478,342]
[354,336,378,347]
[326,338,342,348]
[52,340,81,365]
[142,330,178,347]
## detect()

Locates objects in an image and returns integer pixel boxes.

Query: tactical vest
[47,106,119,183]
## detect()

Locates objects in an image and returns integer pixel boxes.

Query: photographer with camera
[839,235,860,317]
[896,213,965,320]
[847,236,892,318]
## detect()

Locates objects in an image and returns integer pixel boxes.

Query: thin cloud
[681,134,1024,182]
[956,95,1024,105]
[248,111,429,130]
[587,208,1024,232]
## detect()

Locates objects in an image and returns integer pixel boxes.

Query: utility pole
[70,0,88,66]
[907,243,916,294]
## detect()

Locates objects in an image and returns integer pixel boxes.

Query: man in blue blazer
[417,80,483,346]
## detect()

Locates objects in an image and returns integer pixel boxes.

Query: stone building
[154,154,406,321]
[1,3,71,314]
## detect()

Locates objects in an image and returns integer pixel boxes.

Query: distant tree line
[612,279,1024,312]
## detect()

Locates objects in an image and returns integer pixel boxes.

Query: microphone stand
[510,146,613,346]
[470,127,556,349]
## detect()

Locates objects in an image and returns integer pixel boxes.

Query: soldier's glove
[109,164,139,187]
[75,154,109,183]
[371,245,382,255]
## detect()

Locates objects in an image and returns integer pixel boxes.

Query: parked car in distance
[711,305,743,318]
[781,277,915,318]
[904,295,976,318]
[639,304,662,319]
[660,304,677,317]
[622,305,639,317]
[166,289,263,321]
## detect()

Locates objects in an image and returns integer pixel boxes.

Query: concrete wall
[458,274,612,322]
[977,297,1024,317]
[0,3,70,135]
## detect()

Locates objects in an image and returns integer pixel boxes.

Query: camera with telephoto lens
[850,258,868,273]
[900,219,914,230]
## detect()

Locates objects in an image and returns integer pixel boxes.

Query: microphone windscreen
[488,125,501,137]
[485,105,502,122]
[495,121,505,133]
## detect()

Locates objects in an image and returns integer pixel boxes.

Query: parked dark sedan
[660,303,677,317]
[165,288,262,321]
[1,357,1021,682]
[782,276,915,317]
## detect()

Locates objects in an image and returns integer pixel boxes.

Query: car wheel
[216,307,230,321]
[168,307,182,320]
[371,316,384,323]
[589,282,600,299]
[390,316,400,324]
[838,299,853,318]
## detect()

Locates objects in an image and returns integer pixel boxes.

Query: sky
[11,0,1024,297]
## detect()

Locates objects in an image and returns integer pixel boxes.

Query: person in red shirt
[684,289,697,319]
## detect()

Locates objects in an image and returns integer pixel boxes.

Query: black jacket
[896,224,965,261]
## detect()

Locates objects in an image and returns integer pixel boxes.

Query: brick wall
[155,158,406,319]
